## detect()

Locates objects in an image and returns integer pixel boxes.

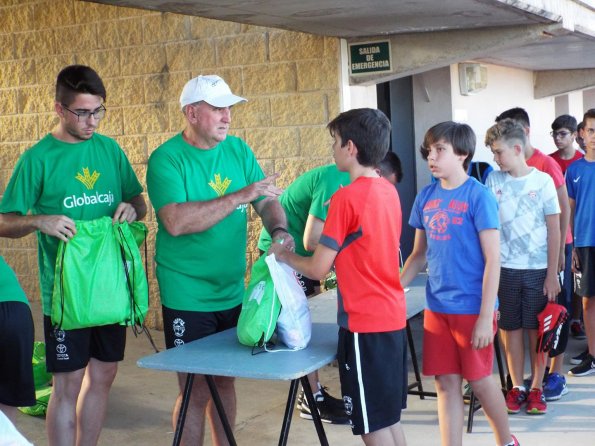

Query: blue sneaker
[543,373,568,401]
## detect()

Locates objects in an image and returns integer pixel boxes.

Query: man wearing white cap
[147,75,293,445]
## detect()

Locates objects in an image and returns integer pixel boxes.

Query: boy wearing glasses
[547,114,585,396]
[0,65,146,446]
[549,114,583,174]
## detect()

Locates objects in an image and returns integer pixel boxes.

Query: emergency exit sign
[349,41,391,75]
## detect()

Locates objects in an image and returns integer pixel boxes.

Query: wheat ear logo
[75,167,100,190]
[208,174,232,197]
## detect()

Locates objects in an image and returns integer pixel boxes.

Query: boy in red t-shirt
[269,108,407,445]
[549,114,583,174]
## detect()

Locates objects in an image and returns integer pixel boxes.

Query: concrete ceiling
[87,0,595,74]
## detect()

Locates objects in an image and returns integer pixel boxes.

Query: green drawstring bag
[237,256,281,347]
[51,216,148,330]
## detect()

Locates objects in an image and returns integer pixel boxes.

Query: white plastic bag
[265,254,311,350]
[0,410,34,446]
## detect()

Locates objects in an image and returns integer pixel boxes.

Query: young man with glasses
[0,65,146,446]
[549,115,586,346]
[550,115,583,174]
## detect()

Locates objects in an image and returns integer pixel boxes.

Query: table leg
[278,379,299,446]
[205,375,237,446]
[406,320,437,399]
[300,376,329,446]
[173,373,195,446]
[466,333,505,434]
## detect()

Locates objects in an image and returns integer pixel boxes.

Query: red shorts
[422,310,497,381]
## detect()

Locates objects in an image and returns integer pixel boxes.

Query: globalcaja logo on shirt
[63,167,115,209]
[208,173,247,213]
[76,167,100,189]
[209,173,231,197]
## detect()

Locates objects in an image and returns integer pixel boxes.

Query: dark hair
[55,65,106,105]
[495,107,530,128]
[420,121,476,170]
[577,121,585,132]
[327,108,391,167]
[378,151,403,183]
[551,114,577,132]
[485,118,527,149]
[583,108,595,124]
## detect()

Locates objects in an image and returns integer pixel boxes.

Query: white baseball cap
[179,75,246,109]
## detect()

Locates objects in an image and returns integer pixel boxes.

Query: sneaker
[505,387,527,414]
[296,386,339,411]
[570,349,589,365]
[526,388,547,414]
[568,353,595,377]
[570,321,586,339]
[543,373,569,401]
[300,391,350,424]
[510,434,520,446]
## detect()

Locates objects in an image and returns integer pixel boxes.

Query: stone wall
[0,0,340,328]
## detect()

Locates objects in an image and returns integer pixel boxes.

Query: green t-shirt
[258,164,350,256]
[0,133,143,315]
[0,256,28,305]
[146,133,265,312]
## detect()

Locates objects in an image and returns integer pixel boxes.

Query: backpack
[51,217,148,330]
[237,256,282,347]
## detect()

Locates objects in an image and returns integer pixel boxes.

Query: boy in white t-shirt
[485,118,561,415]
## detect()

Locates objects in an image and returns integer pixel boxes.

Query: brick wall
[0,0,341,328]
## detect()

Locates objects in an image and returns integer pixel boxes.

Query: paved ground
[13,302,595,445]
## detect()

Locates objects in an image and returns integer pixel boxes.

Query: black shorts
[162,304,241,349]
[498,268,548,330]
[550,244,573,357]
[0,301,35,407]
[337,327,407,435]
[575,247,595,297]
[43,316,126,373]
[296,273,320,297]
